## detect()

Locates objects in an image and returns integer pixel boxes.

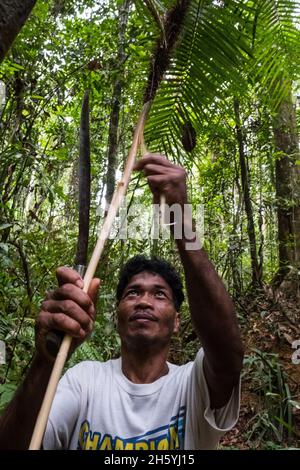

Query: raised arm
[135,154,244,409]
[0,268,99,450]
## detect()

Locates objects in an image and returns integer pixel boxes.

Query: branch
[9,240,33,301]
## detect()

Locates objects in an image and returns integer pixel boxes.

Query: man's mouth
[129,312,158,322]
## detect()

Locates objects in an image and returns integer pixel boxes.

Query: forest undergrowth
[169,282,300,450]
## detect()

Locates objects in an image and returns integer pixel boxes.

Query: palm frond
[135,0,299,154]
[251,0,300,107]
[145,0,252,153]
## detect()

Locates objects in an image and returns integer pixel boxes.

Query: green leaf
[0,224,12,231]
[288,400,300,410]
[0,243,9,254]
[0,383,17,411]
[30,95,44,100]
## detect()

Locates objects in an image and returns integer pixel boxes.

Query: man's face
[116,271,180,350]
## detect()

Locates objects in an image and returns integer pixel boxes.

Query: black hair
[116,255,184,311]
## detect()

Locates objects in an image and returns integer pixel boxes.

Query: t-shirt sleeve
[42,364,83,450]
[184,348,241,450]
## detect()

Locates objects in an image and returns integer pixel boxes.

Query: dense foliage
[0,0,299,449]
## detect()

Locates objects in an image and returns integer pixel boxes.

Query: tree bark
[273,88,300,283]
[105,0,131,211]
[234,98,261,287]
[0,0,37,62]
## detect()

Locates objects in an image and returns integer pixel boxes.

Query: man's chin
[121,331,170,351]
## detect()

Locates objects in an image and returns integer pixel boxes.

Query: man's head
[116,256,184,351]
[116,256,184,311]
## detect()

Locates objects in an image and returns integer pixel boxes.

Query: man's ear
[173,312,180,335]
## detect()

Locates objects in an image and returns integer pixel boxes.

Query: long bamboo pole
[29,101,151,450]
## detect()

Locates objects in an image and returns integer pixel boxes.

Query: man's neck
[120,347,169,384]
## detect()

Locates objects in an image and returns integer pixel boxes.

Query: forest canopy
[0,0,299,449]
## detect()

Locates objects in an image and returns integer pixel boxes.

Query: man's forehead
[126,271,171,290]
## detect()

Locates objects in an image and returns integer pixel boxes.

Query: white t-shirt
[43,348,240,450]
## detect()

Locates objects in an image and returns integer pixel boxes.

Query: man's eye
[156,291,166,298]
[126,289,138,296]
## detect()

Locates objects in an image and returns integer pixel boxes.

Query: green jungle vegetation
[0,0,299,449]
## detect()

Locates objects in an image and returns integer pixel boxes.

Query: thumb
[88,278,101,307]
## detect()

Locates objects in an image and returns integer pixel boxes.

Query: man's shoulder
[166,357,196,378]
[66,357,119,379]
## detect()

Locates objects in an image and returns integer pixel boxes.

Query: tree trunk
[105,0,131,211]
[234,98,261,287]
[273,88,300,283]
[0,0,37,62]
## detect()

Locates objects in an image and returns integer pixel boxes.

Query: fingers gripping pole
[29,102,151,450]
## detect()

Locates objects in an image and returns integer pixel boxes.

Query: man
[0,154,243,450]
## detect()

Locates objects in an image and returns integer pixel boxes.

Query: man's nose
[135,292,153,308]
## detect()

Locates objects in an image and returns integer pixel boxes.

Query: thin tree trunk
[105,0,131,211]
[234,98,261,287]
[258,154,264,278]
[273,87,300,283]
[0,0,37,62]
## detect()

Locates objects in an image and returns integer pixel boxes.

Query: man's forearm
[175,219,243,375]
[0,354,53,450]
